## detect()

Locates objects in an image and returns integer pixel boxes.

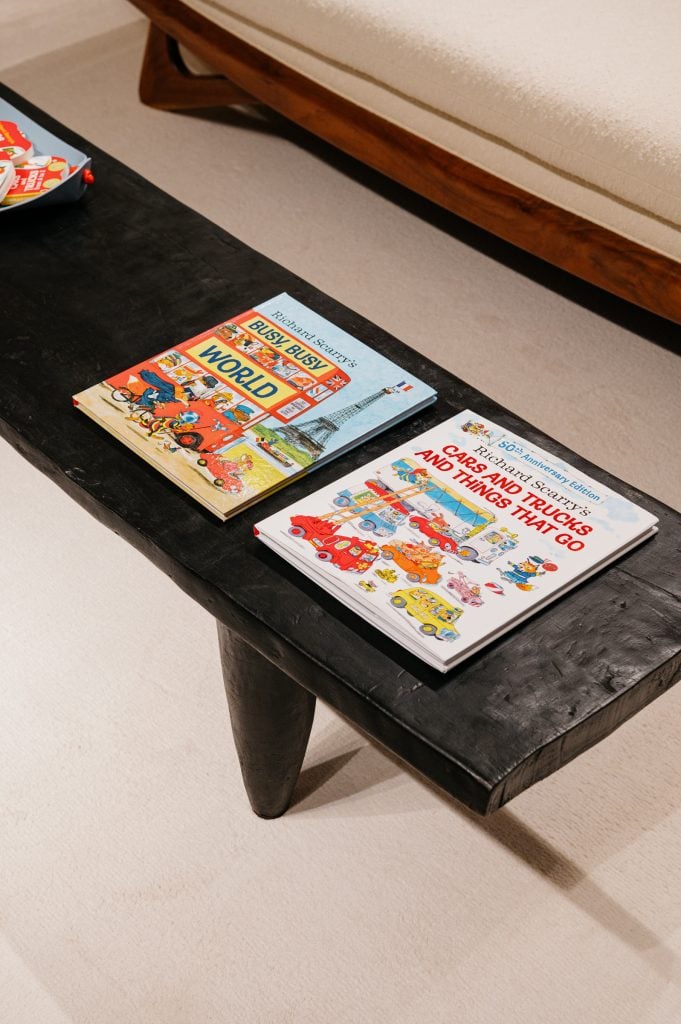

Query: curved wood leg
[218,622,316,818]
[139,22,254,110]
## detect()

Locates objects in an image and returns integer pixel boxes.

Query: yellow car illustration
[389,588,463,641]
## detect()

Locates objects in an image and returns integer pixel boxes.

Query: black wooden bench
[2,84,679,819]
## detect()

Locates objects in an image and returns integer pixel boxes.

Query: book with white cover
[255,410,658,671]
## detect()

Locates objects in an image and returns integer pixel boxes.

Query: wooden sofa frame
[130,0,681,325]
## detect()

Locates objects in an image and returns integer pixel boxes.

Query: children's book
[255,409,658,672]
[73,294,436,519]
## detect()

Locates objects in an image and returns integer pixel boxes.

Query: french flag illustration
[395,381,413,392]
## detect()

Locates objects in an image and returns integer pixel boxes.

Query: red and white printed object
[1,156,70,206]
[0,121,34,165]
[0,160,15,203]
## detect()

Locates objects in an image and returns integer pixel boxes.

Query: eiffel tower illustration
[276,386,395,458]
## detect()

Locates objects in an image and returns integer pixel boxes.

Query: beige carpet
[2,11,681,1024]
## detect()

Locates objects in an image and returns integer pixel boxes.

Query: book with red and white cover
[255,409,658,671]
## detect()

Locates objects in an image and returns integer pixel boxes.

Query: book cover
[73,294,436,519]
[255,410,658,671]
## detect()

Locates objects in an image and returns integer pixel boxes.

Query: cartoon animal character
[446,571,484,606]
[215,323,242,342]
[213,396,254,424]
[126,369,191,411]
[408,514,458,553]
[250,347,280,370]
[155,351,183,370]
[396,465,430,489]
[170,365,196,384]
[288,372,315,391]
[375,568,398,583]
[380,541,443,584]
[462,420,492,440]
[497,555,557,591]
[235,335,262,354]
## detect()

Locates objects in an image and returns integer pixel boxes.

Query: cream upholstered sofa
[130,0,681,323]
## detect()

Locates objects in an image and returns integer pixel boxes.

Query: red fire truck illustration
[288,516,379,571]
[314,535,380,571]
[288,480,428,572]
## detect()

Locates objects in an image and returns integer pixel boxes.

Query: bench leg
[217,622,316,818]
[139,22,255,110]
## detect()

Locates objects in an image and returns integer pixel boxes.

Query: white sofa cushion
[184,0,681,259]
